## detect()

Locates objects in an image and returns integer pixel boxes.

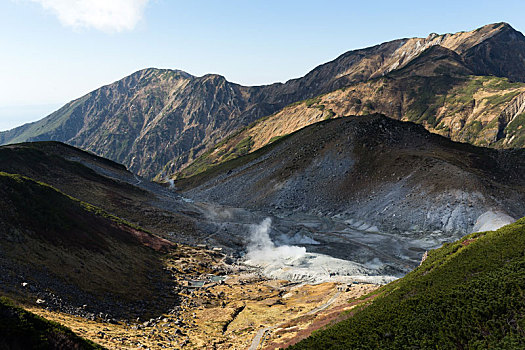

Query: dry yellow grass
[25,272,378,350]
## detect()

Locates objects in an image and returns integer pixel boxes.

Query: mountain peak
[470,22,521,40]
[2,22,525,179]
[488,21,514,31]
[133,67,195,79]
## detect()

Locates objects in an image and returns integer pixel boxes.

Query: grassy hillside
[0,297,103,350]
[0,171,176,318]
[0,142,198,241]
[289,217,525,349]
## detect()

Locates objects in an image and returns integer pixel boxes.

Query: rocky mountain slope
[178,115,525,238]
[0,141,383,349]
[289,216,525,349]
[2,23,525,179]
[178,46,525,179]
[1,135,524,348]
[0,141,260,348]
[0,70,274,179]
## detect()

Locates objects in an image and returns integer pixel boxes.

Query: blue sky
[1,0,524,131]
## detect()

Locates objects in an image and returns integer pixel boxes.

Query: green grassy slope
[0,297,103,350]
[290,217,525,349]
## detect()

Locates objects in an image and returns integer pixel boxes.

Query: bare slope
[179,115,525,236]
[2,23,525,179]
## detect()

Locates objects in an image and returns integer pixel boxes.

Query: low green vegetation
[324,109,336,120]
[483,90,521,106]
[404,76,457,127]
[269,134,289,144]
[305,96,322,108]
[505,112,525,133]
[291,217,525,349]
[231,136,254,157]
[0,297,103,349]
[484,76,524,90]
[174,132,293,190]
[462,120,484,142]
[445,76,486,104]
[177,136,254,179]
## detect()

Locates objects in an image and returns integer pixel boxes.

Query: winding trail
[248,326,274,350]
[306,290,341,315]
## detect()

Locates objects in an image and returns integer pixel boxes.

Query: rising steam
[244,218,397,284]
[245,218,306,265]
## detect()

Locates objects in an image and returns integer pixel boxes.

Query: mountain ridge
[1,22,525,179]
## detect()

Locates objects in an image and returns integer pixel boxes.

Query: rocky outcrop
[497,91,525,143]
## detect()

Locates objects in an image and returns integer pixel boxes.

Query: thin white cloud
[29,0,150,32]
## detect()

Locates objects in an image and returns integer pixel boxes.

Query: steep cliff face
[497,91,525,146]
[2,23,525,179]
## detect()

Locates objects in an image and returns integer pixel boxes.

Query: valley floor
[22,263,377,349]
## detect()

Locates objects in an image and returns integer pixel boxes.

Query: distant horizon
[1,0,525,131]
[0,103,62,132]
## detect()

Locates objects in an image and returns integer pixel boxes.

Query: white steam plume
[244,218,398,285]
[245,218,306,265]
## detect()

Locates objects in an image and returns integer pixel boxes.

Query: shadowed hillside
[0,297,103,350]
[0,142,199,244]
[0,171,177,320]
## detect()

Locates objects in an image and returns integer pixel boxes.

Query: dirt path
[248,326,274,350]
[306,290,341,315]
